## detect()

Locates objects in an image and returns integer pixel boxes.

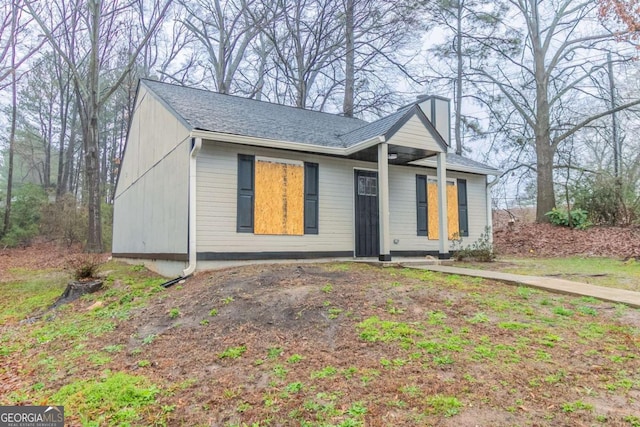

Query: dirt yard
[2,255,640,426]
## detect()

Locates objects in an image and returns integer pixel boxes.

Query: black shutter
[416,175,427,236]
[304,162,319,234]
[458,179,468,237]
[237,155,254,233]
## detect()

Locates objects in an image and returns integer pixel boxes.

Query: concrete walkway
[408,264,640,309]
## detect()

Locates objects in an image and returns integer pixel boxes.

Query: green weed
[311,366,338,379]
[426,395,462,417]
[218,346,247,359]
[561,400,593,412]
[287,354,304,364]
[357,316,421,343]
[267,347,283,359]
[467,312,489,324]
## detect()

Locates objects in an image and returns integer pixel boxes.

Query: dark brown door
[354,170,379,257]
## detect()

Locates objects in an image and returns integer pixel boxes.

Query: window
[237,155,318,235]
[357,176,377,196]
[415,175,461,240]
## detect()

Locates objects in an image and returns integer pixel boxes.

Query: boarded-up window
[421,176,460,240]
[254,157,304,235]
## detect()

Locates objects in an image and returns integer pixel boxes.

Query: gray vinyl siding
[196,141,363,254]
[196,141,489,255]
[112,86,191,255]
[388,167,486,252]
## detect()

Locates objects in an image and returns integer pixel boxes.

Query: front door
[354,170,379,257]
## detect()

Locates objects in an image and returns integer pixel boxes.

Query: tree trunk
[3,2,18,236]
[531,0,555,222]
[342,0,354,117]
[535,139,555,221]
[83,107,103,252]
[84,0,103,253]
[45,104,53,188]
[62,104,77,195]
[56,104,66,199]
[454,0,463,155]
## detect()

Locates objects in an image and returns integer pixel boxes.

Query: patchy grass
[1,256,639,426]
[0,270,68,323]
[52,371,160,426]
[458,257,640,291]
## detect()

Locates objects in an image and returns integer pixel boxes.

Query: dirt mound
[494,222,640,258]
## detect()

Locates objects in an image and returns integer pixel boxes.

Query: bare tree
[180,0,272,94]
[25,0,171,252]
[264,0,345,108]
[474,0,640,222]
[1,0,45,236]
[340,0,421,117]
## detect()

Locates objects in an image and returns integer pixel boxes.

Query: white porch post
[436,152,449,258]
[378,142,391,261]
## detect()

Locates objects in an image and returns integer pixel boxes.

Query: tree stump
[50,280,103,309]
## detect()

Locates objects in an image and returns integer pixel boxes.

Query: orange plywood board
[254,160,303,235]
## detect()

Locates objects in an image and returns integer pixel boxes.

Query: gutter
[182,137,202,277]
[486,176,500,245]
[190,129,384,157]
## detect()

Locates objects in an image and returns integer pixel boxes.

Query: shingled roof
[141,79,498,174]
[142,79,366,148]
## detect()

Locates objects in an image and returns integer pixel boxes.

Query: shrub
[572,175,640,226]
[67,254,104,280]
[40,194,88,246]
[0,184,47,247]
[451,227,495,262]
[101,202,113,252]
[545,207,591,230]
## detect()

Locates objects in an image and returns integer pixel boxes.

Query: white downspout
[182,137,202,277]
[486,176,499,245]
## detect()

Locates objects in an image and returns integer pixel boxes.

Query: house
[112,79,499,277]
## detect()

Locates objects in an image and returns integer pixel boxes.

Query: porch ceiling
[347,144,439,165]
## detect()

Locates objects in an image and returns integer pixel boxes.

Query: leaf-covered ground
[494,221,640,259]
[2,257,640,426]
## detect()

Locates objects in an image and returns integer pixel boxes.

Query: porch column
[436,152,449,258]
[378,142,391,261]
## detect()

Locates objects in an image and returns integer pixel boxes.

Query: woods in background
[1,0,639,251]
